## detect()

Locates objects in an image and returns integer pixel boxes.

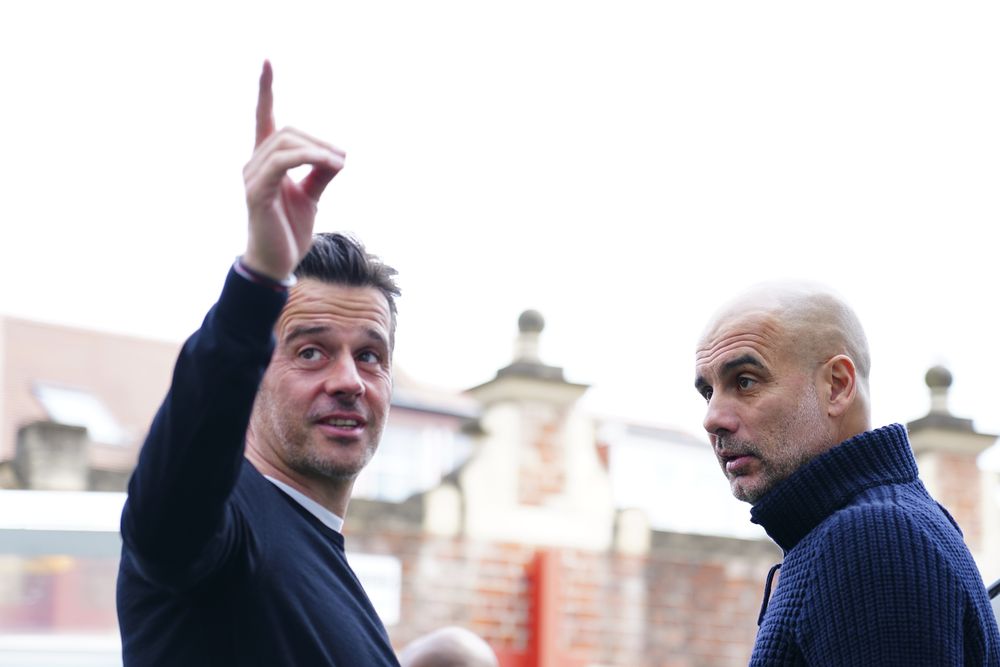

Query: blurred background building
[1,312,997,666]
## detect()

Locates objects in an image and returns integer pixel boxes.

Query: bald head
[703,281,871,401]
[397,627,499,667]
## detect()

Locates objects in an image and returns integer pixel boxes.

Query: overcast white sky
[2,1,999,445]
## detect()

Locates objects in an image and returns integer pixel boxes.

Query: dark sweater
[749,424,1000,666]
[116,268,400,666]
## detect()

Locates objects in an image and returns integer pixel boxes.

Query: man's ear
[822,354,857,417]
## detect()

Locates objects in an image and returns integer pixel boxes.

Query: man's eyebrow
[283,324,389,350]
[284,325,329,344]
[362,327,389,350]
[721,354,765,375]
[694,354,765,392]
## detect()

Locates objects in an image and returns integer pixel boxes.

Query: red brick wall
[518,408,567,506]
[644,533,774,667]
[347,507,780,666]
[932,451,983,551]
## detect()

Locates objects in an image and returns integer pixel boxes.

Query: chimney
[15,421,90,491]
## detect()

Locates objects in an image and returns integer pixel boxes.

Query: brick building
[0,312,997,666]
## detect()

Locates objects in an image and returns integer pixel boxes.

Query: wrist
[233,256,297,292]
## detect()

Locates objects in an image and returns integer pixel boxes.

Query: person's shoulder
[811,487,976,585]
[818,487,939,546]
[821,483,961,547]
[229,462,291,520]
[795,491,992,664]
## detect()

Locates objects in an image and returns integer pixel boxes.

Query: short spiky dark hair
[294,232,401,346]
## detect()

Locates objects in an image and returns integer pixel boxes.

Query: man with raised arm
[116,62,401,666]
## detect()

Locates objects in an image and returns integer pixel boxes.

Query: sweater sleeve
[797,503,969,666]
[119,267,287,590]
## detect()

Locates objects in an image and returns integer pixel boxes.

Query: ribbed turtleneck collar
[750,424,919,552]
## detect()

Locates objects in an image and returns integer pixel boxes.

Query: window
[32,385,126,446]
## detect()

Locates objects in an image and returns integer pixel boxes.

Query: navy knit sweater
[749,424,1000,665]
[116,268,400,666]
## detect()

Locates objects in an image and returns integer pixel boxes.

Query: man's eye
[737,377,755,390]
[701,388,713,402]
[357,350,381,364]
[299,348,323,362]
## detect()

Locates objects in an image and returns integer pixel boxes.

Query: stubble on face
[719,381,831,504]
[252,385,382,483]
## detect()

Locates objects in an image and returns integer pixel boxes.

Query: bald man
[397,627,498,667]
[694,282,999,666]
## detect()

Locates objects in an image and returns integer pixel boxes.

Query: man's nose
[703,393,739,439]
[323,356,364,399]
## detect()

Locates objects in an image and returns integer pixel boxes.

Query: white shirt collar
[263,475,344,533]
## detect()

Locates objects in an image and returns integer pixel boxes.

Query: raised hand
[242,61,346,281]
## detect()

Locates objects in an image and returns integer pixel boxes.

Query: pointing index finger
[255,60,275,148]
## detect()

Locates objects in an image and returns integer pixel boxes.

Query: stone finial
[471,309,582,386]
[518,309,545,334]
[514,310,544,363]
[926,365,953,415]
[908,364,975,434]
[926,365,953,390]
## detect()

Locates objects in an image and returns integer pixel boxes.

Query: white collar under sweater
[264,475,344,533]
